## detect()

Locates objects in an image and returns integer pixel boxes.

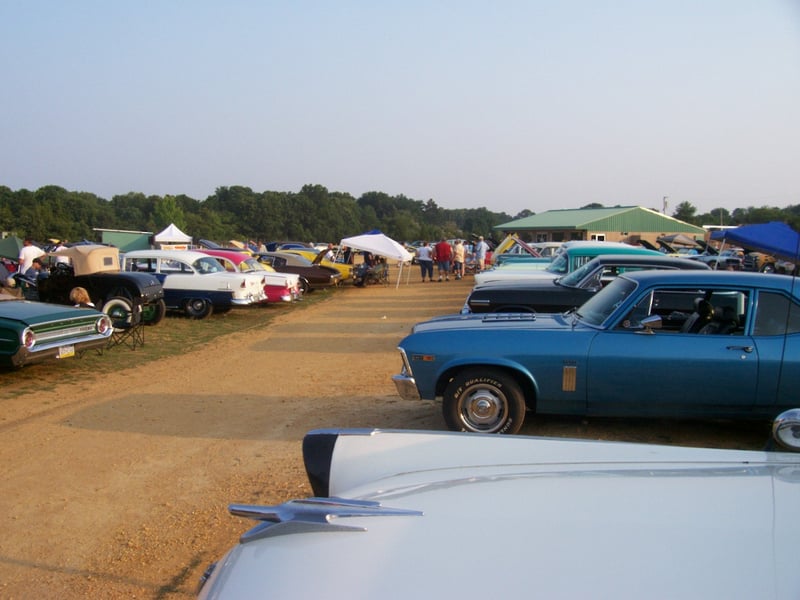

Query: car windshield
[192,257,226,274]
[241,258,267,271]
[556,260,597,288]
[575,277,638,326]
[545,253,569,274]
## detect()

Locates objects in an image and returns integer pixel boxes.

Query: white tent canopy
[340,231,412,262]
[154,223,192,243]
[340,231,413,288]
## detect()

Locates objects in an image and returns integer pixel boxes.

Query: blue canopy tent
[710,222,800,263]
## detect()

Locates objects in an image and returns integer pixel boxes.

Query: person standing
[416,241,434,282]
[18,238,45,273]
[53,239,71,265]
[475,236,490,271]
[434,237,453,281]
[452,239,465,280]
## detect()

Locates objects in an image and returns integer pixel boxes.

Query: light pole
[662,196,669,214]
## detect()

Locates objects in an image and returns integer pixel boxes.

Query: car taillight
[240,280,247,288]
[96,315,112,334]
[21,327,35,349]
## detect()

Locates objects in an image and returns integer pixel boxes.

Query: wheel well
[436,364,537,411]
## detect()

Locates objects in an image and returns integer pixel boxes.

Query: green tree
[672,201,697,224]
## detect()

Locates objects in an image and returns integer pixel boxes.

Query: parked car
[744,251,777,273]
[121,250,266,318]
[474,241,661,285]
[0,292,113,368]
[256,251,341,293]
[393,270,800,434]
[646,237,744,270]
[463,255,710,314]
[29,244,165,328]
[199,249,302,302]
[278,248,354,282]
[198,421,800,599]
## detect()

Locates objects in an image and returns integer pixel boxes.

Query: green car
[0,294,113,368]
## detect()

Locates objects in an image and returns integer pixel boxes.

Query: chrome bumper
[392,373,420,401]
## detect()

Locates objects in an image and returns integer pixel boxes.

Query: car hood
[200,430,800,599]
[0,300,101,325]
[415,311,572,333]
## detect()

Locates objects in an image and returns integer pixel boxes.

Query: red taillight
[97,316,111,334]
[240,279,247,288]
[21,327,35,349]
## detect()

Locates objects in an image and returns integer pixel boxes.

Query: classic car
[29,244,165,328]
[393,270,800,434]
[278,248,353,282]
[199,249,302,302]
[0,292,113,368]
[256,251,341,292]
[463,255,710,314]
[198,421,800,599]
[121,250,267,318]
[473,241,661,285]
[489,235,551,267]
[644,237,744,270]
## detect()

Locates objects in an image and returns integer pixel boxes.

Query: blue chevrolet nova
[393,270,800,434]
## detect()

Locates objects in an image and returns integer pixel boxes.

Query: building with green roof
[494,206,705,245]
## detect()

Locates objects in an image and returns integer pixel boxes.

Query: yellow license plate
[58,345,75,359]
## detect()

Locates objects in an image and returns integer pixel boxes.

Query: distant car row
[1,243,355,368]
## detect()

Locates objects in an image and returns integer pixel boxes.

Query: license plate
[58,345,75,359]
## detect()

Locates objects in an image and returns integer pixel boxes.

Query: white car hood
[200,431,800,599]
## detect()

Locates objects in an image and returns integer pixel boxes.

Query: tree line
[1,183,797,246]
[0,184,513,245]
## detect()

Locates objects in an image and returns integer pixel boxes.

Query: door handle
[726,345,753,353]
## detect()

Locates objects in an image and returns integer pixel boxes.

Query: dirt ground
[0,273,770,599]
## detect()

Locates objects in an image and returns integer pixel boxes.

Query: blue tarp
[710,222,800,262]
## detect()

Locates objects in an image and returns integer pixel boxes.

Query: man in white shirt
[18,238,45,273]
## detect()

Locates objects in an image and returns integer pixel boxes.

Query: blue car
[393,270,800,434]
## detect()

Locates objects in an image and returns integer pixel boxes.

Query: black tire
[761,263,776,274]
[443,368,527,434]
[102,296,137,330]
[299,277,311,294]
[184,298,214,319]
[141,299,166,326]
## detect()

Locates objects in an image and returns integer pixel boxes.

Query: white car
[122,250,267,318]
[198,411,800,599]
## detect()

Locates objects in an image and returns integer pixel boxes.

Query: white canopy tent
[154,223,192,249]
[339,231,413,288]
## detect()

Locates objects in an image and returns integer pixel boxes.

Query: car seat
[680,297,714,333]
[699,305,739,335]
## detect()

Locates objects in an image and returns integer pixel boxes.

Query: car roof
[123,249,215,262]
[621,268,800,292]
[581,254,710,269]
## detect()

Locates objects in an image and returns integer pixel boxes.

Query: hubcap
[461,388,506,431]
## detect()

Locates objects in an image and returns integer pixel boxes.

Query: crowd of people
[415,236,490,282]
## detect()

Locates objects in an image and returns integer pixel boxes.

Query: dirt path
[0,274,768,598]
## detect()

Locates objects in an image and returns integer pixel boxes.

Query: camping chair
[365,262,390,285]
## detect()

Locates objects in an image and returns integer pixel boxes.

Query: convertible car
[33,244,165,328]
[394,270,800,434]
[463,254,710,314]
[0,292,113,368]
[198,421,800,599]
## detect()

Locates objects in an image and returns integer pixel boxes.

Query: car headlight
[773,409,800,451]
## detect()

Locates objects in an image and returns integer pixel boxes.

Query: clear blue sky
[2,0,798,216]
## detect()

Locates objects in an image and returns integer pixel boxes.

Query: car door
[585,286,758,417]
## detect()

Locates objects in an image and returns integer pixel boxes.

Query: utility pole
[662,196,668,214]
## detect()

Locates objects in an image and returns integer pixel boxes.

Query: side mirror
[772,409,800,452]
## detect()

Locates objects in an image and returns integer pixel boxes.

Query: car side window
[753,292,800,336]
